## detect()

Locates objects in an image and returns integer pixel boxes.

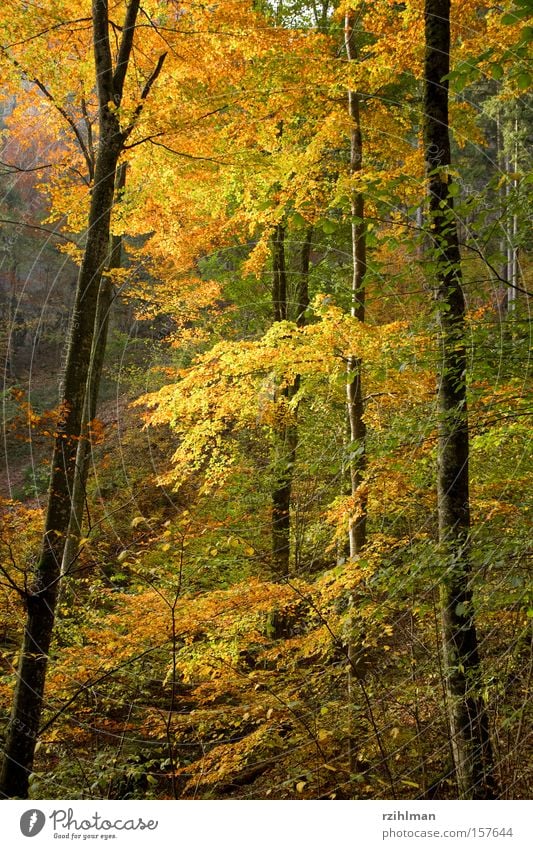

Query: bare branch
[0,563,27,600]
[459,240,532,297]
[0,218,78,245]
[0,159,54,175]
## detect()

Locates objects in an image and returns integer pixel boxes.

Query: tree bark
[272,222,288,323]
[0,1,142,799]
[61,163,127,579]
[271,225,312,577]
[344,9,368,779]
[423,0,497,800]
[345,11,367,559]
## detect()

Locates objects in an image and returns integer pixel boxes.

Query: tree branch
[112,0,142,103]
[459,240,532,297]
[122,51,167,140]
[0,561,27,600]
[0,47,94,181]
[92,0,115,106]
[146,138,224,164]
[38,642,168,737]
[0,159,54,175]
[3,18,92,50]
[0,218,78,244]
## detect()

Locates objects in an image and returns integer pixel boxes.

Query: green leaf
[292,211,308,228]
[502,7,531,25]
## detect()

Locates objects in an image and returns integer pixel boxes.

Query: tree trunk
[507,110,519,313]
[344,9,368,779]
[271,225,312,577]
[272,222,288,323]
[61,163,127,578]
[271,423,296,578]
[0,0,141,800]
[345,11,367,559]
[423,0,497,800]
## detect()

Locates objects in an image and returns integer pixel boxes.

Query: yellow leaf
[296,781,307,793]
[131,516,145,528]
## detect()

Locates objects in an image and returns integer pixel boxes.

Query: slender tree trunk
[423,0,497,800]
[271,225,312,577]
[344,9,368,779]
[271,426,295,578]
[271,222,290,576]
[61,163,127,578]
[272,222,288,323]
[0,0,141,799]
[508,110,519,313]
[297,226,313,329]
[345,11,367,559]
[497,115,509,315]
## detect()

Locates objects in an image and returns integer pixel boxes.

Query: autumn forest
[0,0,531,802]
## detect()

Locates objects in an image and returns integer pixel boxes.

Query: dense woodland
[0,0,531,801]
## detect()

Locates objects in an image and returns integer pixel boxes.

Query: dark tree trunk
[61,163,127,578]
[271,225,312,577]
[272,222,288,323]
[271,222,291,577]
[423,0,497,800]
[344,9,368,778]
[297,226,313,329]
[271,428,296,577]
[0,1,144,800]
[345,11,367,558]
